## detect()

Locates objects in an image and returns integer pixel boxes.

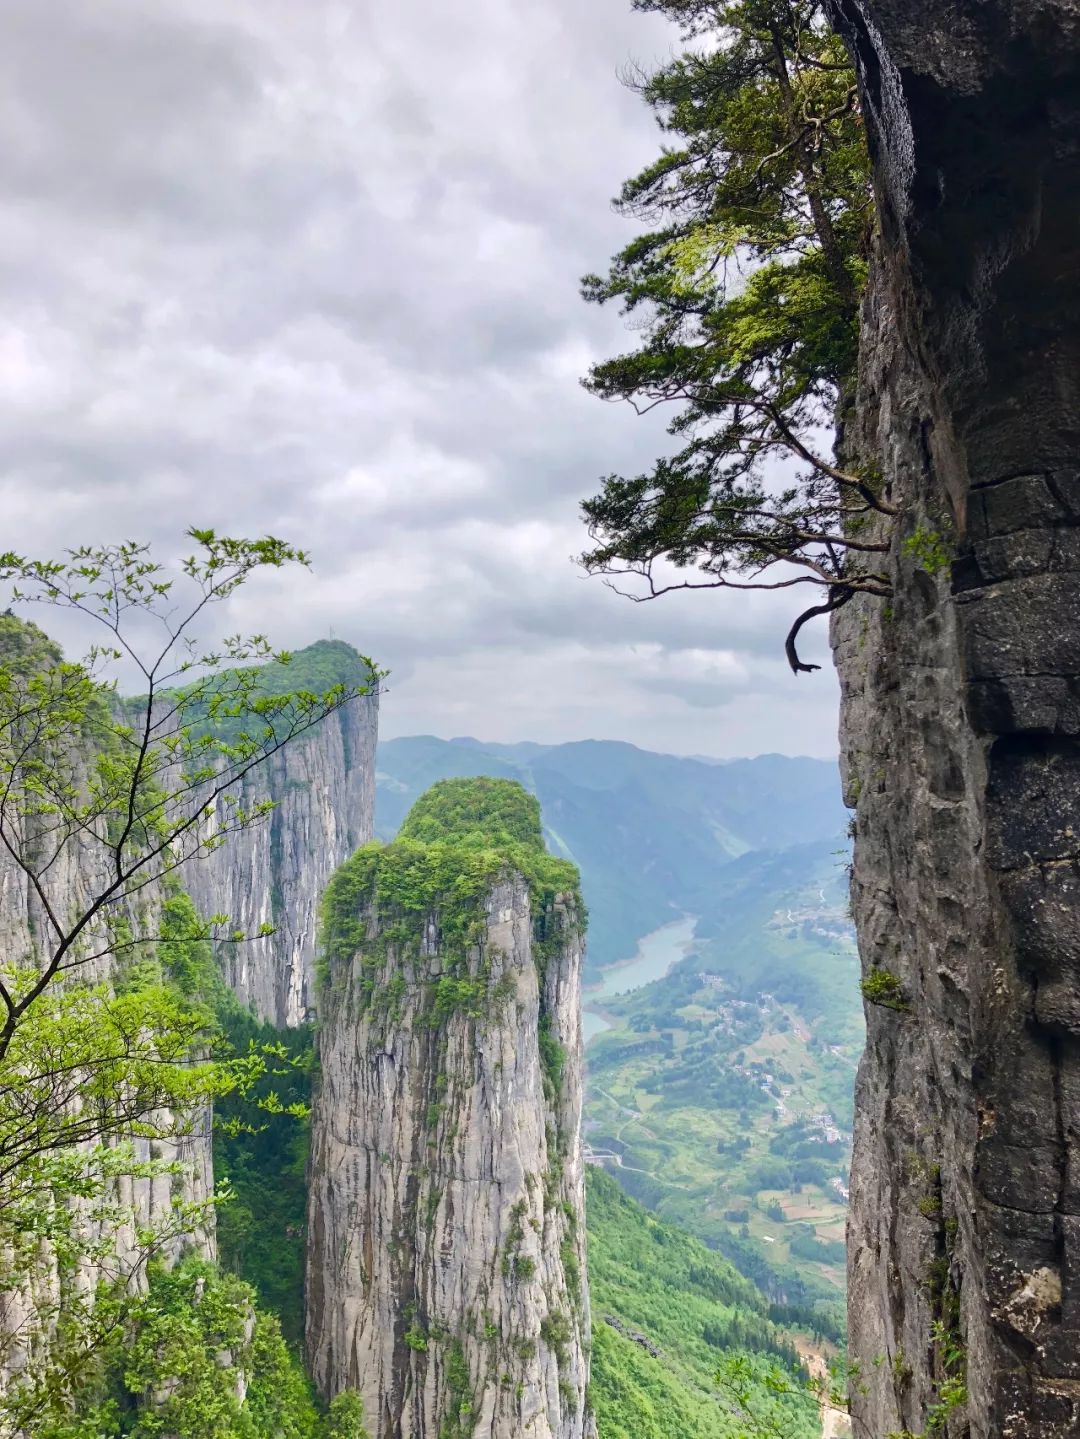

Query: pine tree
[581,0,893,671]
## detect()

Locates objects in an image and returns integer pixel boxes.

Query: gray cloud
[0,0,841,759]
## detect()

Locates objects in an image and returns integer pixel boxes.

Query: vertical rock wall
[826,3,1080,1435]
[185,684,378,1028]
[0,632,379,1398]
[307,872,593,1439]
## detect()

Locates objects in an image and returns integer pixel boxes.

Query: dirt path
[595,1085,656,1143]
[589,1087,689,1188]
[797,1347,851,1439]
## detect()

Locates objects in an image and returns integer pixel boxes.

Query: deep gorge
[3,1,1079,1435]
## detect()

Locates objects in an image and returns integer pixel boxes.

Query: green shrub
[860,968,909,1012]
[31,1257,332,1438]
[404,1321,429,1352]
[538,1014,567,1102]
[326,1391,369,1438]
[902,526,952,577]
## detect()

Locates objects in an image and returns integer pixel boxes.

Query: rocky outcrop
[826,3,1080,1435]
[306,782,593,1439]
[0,631,377,1399]
[185,641,379,1028]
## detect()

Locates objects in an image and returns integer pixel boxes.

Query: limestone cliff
[185,639,379,1028]
[306,779,593,1439]
[0,721,213,1387]
[0,630,377,1398]
[825,3,1080,1434]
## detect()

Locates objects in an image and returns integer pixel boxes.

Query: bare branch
[786,586,855,675]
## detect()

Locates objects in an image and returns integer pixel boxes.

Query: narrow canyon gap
[825,1,1080,1434]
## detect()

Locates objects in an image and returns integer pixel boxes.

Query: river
[581,914,698,1044]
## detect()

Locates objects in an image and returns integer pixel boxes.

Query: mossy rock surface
[318,778,582,995]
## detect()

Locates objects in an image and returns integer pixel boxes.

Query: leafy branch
[580,0,890,671]
[0,531,385,1059]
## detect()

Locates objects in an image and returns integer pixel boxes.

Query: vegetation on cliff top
[398,776,548,849]
[318,777,582,993]
[172,637,379,749]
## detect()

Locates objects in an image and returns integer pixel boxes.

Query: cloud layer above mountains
[0,0,840,758]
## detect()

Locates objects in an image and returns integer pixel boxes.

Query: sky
[0,0,841,759]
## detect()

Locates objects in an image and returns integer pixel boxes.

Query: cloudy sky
[0,0,841,758]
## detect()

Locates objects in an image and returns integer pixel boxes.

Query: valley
[0,618,861,1436]
[581,915,698,1043]
[375,737,848,979]
[376,735,862,1406]
[580,837,860,1314]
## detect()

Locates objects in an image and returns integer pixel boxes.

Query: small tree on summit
[580,0,892,671]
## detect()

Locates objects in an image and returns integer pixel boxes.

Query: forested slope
[586,1168,819,1439]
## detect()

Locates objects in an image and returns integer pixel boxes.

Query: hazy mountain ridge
[376,737,847,974]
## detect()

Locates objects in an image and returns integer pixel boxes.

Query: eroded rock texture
[307,877,593,1439]
[186,684,378,1027]
[826,2,1080,1434]
[0,637,377,1396]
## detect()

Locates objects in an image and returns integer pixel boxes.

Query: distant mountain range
[375,736,848,973]
[376,734,858,1324]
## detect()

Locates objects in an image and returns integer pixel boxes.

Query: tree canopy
[0,533,383,1061]
[398,776,547,851]
[580,0,892,671]
[318,778,581,1009]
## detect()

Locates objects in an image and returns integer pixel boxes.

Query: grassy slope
[587,1168,820,1439]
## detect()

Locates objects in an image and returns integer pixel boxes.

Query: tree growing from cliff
[0,534,383,1428]
[580,0,890,671]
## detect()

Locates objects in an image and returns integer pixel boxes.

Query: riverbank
[582,915,698,1044]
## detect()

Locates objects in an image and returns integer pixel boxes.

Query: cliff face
[0,634,377,1398]
[186,666,378,1029]
[826,3,1080,1435]
[0,804,214,1389]
[306,783,593,1439]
